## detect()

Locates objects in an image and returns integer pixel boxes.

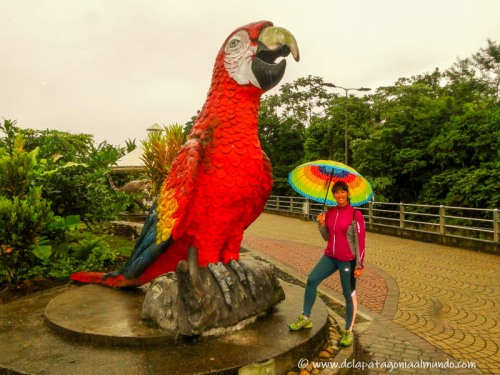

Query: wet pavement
[243,213,498,374]
[0,281,328,375]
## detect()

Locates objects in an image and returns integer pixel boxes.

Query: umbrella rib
[323,167,335,212]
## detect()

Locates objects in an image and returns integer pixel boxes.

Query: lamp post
[322,83,371,165]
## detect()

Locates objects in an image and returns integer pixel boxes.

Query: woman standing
[289,181,366,347]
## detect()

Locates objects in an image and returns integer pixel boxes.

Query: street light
[322,83,371,165]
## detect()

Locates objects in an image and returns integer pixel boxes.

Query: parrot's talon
[217,261,233,288]
[208,263,232,308]
[228,259,247,286]
[236,260,258,301]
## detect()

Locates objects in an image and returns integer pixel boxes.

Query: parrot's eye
[224,30,249,55]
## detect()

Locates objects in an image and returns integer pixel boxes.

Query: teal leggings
[303,255,356,330]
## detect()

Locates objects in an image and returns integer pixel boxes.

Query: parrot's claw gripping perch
[208,262,233,308]
[229,259,258,301]
[228,259,246,285]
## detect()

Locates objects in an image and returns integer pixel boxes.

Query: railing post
[400,203,405,229]
[290,197,293,212]
[276,196,280,211]
[303,199,310,220]
[494,209,499,243]
[369,201,373,225]
[440,205,445,235]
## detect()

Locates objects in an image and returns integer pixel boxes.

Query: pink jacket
[319,204,366,269]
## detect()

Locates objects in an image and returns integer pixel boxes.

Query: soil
[0,277,68,305]
[102,255,129,273]
[0,255,131,306]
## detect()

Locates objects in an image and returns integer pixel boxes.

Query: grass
[70,228,135,257]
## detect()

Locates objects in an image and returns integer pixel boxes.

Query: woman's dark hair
[331,181,349,193]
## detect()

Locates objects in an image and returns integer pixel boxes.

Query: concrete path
[242,213,500,374]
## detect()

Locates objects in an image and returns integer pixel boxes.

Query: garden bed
[0,230,134,305]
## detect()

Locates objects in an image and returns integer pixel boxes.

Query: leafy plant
[164,124,186,169]
[141,131,168,197]
[0,119,17,155]
[41,215,81,259]
[125,138,137,153]
[19,238,118,281]
[0,133,87,288]
[0,189,54,287]
[0,136,38,199]
[1,120,132,226]
[141,124,186,197]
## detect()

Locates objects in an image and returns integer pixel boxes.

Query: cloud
[1,0,499,145]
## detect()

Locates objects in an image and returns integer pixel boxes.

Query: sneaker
[339,330,353,347]
[289,315,313,331]
[340,329,347,342]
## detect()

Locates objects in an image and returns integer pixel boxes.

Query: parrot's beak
[252,26,300,91]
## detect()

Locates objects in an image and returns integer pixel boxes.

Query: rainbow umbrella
[288,160,373,207]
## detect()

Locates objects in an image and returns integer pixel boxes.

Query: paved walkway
[242,213,500,374]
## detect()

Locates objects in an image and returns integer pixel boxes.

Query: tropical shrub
[0,137,55,287]
[37,162,135,226]
[19,238,118,281]
[0,187,55,287]
[0,135,38,199]
[1,119,136,226]
[141,124,185,197]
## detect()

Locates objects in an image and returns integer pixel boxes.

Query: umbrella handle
[311,210,324,224]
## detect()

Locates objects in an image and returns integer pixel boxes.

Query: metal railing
[264,196,500,244]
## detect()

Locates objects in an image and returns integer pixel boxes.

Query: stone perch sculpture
[142,246,285,336]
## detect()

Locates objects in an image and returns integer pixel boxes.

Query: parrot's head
[216,21,300,92]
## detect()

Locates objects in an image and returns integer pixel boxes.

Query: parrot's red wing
[245,150,273,227]
[157,139,204,243]
[71,140,204,287]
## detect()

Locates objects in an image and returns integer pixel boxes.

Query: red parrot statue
[71,21,299,299]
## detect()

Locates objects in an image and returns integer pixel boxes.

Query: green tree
[278,75,333,126]
[0,120,135,225]
[183,111,200,137]
[422,105,500,208]
[446,38,500,104]
[351,77,447,202]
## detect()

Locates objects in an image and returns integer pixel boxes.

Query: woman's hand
[354,269,363,278]
[317,213,326,226]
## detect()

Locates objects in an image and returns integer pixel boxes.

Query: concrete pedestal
[0,281,328,374]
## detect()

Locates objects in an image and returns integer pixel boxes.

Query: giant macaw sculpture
[71,21,299,305]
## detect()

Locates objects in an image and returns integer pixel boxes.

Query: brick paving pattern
[242,213,498,374]
[243,236,387,313]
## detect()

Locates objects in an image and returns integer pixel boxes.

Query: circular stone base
[45,284,176,345]
[1,282,328,375]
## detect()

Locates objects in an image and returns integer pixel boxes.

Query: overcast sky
[1,0,499,146]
